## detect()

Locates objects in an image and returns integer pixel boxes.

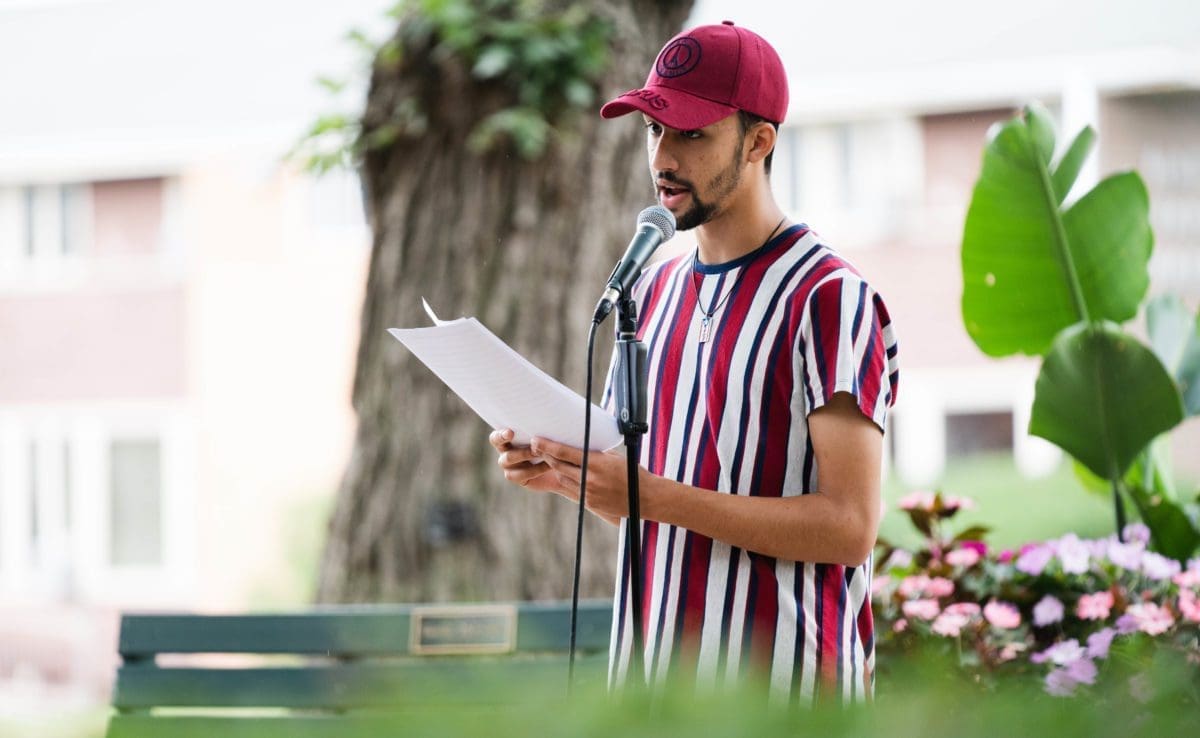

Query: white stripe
[799,562,818,701]
[722,550,751,684]
[696,541,730,690]
[653,529,689,683]
[769,560,797,705]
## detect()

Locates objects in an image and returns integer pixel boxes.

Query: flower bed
[873,491,1200,699]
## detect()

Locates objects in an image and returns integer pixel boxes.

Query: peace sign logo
[656,37,701,78]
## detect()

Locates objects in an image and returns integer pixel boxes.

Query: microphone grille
[637,205,676,241]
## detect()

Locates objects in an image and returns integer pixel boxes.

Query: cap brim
[600,86,737,131]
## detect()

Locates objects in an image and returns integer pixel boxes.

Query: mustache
[655,172,694,190]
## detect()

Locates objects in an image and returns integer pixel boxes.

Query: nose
[649,135,677,174]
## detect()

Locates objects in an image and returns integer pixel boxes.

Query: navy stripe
[716,546,742,682]
[649,524,679,676]
[726,253,811,492]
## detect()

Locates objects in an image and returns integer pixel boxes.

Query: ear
[744,122,777,166]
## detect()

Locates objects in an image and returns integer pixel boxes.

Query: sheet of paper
[388,301,622,451]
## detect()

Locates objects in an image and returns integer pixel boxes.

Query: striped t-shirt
[604,224,899,704]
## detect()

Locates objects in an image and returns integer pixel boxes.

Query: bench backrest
[108,600,613,738]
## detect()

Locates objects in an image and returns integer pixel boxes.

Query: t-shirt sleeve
[797,274,900,430]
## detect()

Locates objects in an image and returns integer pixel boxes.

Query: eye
[644,121,663,136]
[681,129,702,140]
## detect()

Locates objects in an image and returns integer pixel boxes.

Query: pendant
[698,315,712,344]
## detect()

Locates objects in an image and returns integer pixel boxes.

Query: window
[109,439,163,566]
[945,411,1014,459]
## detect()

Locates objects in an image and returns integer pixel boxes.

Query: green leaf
[1126,483,1200,562]
[951,525,992,543]
[961,110,1153,357]
[1061,172,1153,325]
[1050,126,1096,205]
[1147,294,1200,416]
[1030,322,1184,480]
[472,44,514,79]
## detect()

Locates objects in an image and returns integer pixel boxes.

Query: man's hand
[489,429,561,494]
[530,438,630,524]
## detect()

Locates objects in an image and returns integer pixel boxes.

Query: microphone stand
[612,295,648,687]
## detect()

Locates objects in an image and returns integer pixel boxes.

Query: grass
[880,452,1116,550]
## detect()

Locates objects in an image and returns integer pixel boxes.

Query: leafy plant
[291,0,612,172]
[961,104,1200,560]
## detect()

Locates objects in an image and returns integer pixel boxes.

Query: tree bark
[318,0,694,603]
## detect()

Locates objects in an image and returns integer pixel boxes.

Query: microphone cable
[568,319,600,692]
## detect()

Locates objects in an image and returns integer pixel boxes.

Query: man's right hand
[489,429,562,494]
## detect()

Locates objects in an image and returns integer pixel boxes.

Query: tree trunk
[318,0,693,603]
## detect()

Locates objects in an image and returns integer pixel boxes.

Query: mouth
[657,181,691,209]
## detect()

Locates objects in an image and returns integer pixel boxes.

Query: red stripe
[748,555,778,674]
[676,532,711,677]
[815,281,844,401]
[819,564,844,695]
[644,267,694,476]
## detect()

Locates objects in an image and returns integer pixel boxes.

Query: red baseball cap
[600,21,788,130]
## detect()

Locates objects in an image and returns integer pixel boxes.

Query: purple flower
[1142,551,1182,581]
[1016,544,1053,576]
[1056,533,1090,574]
[1065,657,1098,685]
[1123,523,1151,544]
[1045,667,1078,697]
[1107,539,1144,570]
[1032,639,1085,665]
[1115,613,1140,635]
[1086,628,1116,659]
[1033,595,1065,627]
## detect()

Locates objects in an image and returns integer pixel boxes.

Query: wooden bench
[107,600,613,738]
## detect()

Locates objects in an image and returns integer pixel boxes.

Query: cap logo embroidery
[656,37,701,78]
[621,88,669,111]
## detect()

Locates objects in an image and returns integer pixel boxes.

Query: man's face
[644,114,747,231]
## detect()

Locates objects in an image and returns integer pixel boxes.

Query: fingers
[489,428,515,451]
[530,437,584,465]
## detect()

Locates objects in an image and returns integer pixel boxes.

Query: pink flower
[932,612,970,637]
[1141,552,1182,581]
[1033,595,1065,627]
[1124,602,1175,636]
[946,547,981,568]
[883,548,913,570]
[1178,589,1200,623]
[898,491,936,511]
[1076,590,1114,620]
[1086,628,1116,659]
[1016,544,1053,576]
[925,577,956,598]
[1032,639,1085,665]
[998,641,1026,662]
[870,575,891,598]
[983,599,1021,629]
[893,618,908,633]
[1173,568,1200,589]
[944,602,981,617]
[960,540,988,557]
[997,549,1015,563]
[902,598,941,621]
[1055,533,1090,574]
[942,495,976,512]
[898,575,930,598]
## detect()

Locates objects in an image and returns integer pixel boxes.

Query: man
[490,21,898,704]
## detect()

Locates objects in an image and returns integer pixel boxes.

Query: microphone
[592,205,676,324]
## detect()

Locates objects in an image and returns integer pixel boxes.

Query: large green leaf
[1147,294,1200,416]
[1126,483,1200,562]
[961,106,1153,357]
[1030,322,1184,479]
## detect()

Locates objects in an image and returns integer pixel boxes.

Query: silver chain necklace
[691,216,787,344]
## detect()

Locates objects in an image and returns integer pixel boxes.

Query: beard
[656,137,744,231]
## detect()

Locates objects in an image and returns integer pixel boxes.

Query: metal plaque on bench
[409,604,517,655]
